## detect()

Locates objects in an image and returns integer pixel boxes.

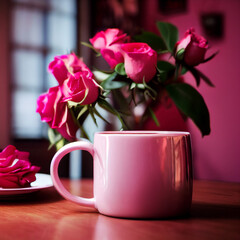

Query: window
[11,0,77,139]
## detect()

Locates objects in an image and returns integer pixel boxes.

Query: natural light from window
[11,0,77,138]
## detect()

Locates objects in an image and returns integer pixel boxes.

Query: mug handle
[50,141,96,209]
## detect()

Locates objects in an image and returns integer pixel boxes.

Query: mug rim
[95,131,190,137]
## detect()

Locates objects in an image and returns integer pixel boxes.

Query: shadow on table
[0,187,62,205]
[191,202,240,219]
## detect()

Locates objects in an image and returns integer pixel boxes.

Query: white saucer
[0,173,53,196]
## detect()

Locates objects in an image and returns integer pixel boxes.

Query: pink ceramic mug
[50,131,193,219]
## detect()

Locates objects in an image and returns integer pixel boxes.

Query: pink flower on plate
[48,53,92,84]
[121,42,157,83]
[0,145,40,188]
[36,86,78,141]
[175,28,209,66]
[61,71,100,104]
[90,28,129,68]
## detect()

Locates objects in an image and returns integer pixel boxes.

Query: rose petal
[0,146,40,188]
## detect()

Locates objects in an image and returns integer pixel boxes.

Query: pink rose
[48,53,92,84]
[61,71,100,104]
[90,28,129,68]
[36,86,78,141]
[0,145,40,188]
[121,42,157,83]
[175,28,209,66]
[48,53,100,105]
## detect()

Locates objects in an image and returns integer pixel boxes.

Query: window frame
[8,0,81,177]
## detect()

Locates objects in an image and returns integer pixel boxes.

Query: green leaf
[202,51,219,63]
[98,97,118,115]
[81,41,99,54]
[134,31,167,52]
[188,67,201,86]
[175,63,188,80]
[157,60,175,82]
[55,138,66,151]
[147,107,160,126]
[156,21,179,53]
[68,101,79,108]
[157,61,175,72]
[48,128,65,150]
[166,83,210,136]
[136,83,145,89]
[93,70,113,81]
[77,105,88,119]
[194,68,215,87]
[115,63,126,76]
[48,128,61,143]
[92,106,110,124]
[98,97,128,129]
[143,79,157,99]
[89,106,98,127]
[188,67,214,87]
[181,66,188,75]
[101,72,128,90]
[176,48,185,61]
[174,63,180,80]
[130,82,137,90]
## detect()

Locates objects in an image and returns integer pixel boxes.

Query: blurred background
[0,0,239,182]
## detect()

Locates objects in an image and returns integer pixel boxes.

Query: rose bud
[175,28,209,66]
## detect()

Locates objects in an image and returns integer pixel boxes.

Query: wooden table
[0,179,239,240]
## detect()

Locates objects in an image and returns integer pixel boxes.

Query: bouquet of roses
[36,22,217,149]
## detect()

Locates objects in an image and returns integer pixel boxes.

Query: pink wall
[144,0,240,182]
